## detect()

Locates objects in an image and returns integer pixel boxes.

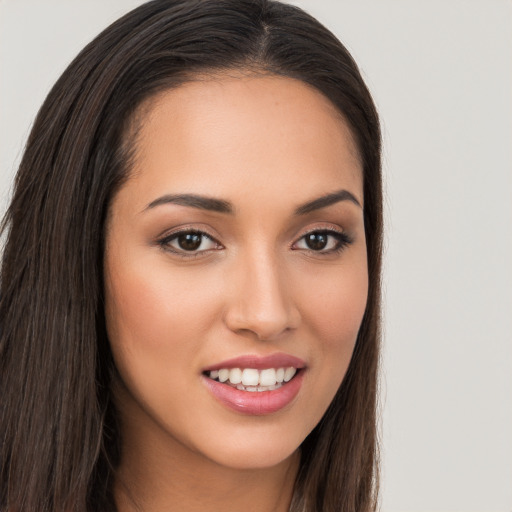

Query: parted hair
[0,1,382,510]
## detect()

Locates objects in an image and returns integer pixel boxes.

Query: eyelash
[292,228,353,255]
[157,228,352,258]
[157,229,221,259]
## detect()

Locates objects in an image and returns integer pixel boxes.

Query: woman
[0,0,382,511]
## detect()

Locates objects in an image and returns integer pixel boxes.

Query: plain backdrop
[1,1,511,511]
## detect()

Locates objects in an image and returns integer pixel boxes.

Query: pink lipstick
[203,353,305,372]
[201,353,306,415]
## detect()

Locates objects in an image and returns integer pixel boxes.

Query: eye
[158,230,221,255]
[293,229,352,253]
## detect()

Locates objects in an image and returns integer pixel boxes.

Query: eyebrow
[145,194,233,213]
[293,189,362,214]
[144,188,361,215]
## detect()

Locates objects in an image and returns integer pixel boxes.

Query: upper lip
[202,352,306,372]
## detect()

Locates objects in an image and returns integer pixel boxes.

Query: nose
[223,250,300,341]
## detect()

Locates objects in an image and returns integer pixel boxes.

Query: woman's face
[104,74,368,470]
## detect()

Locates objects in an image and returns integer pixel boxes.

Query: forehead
[120,74,363,211]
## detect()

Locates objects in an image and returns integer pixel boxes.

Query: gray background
[1,1,511,510]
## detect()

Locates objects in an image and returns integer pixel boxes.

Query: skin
[104,74,368,512]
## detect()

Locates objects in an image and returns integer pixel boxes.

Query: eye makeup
[156,225,353,259]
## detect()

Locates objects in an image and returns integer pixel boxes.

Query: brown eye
[293,229,352,254]
[159,230,220,255]
[177,232,203,251]
[304,232,328,250]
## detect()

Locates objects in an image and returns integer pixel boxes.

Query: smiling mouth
[204,367,298,392]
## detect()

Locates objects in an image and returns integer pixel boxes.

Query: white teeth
[259,368,277,386]
[218,369,229,382]
[241,368,260,386]
[228,368,242,384]
[208,366,300,389]
[284,367,296,382]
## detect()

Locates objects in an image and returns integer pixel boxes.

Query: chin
[200,439,301,471]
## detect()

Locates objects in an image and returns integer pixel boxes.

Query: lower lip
[202,371,304,415]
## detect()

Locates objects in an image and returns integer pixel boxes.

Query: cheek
[320,280,367,353]
[302,258,368,350]
[297,254,368,413]
[105,259,219,341]
[103,258,228,440]
[103,256,228,391]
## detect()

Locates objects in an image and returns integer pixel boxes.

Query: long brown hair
[0,1,382,510]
